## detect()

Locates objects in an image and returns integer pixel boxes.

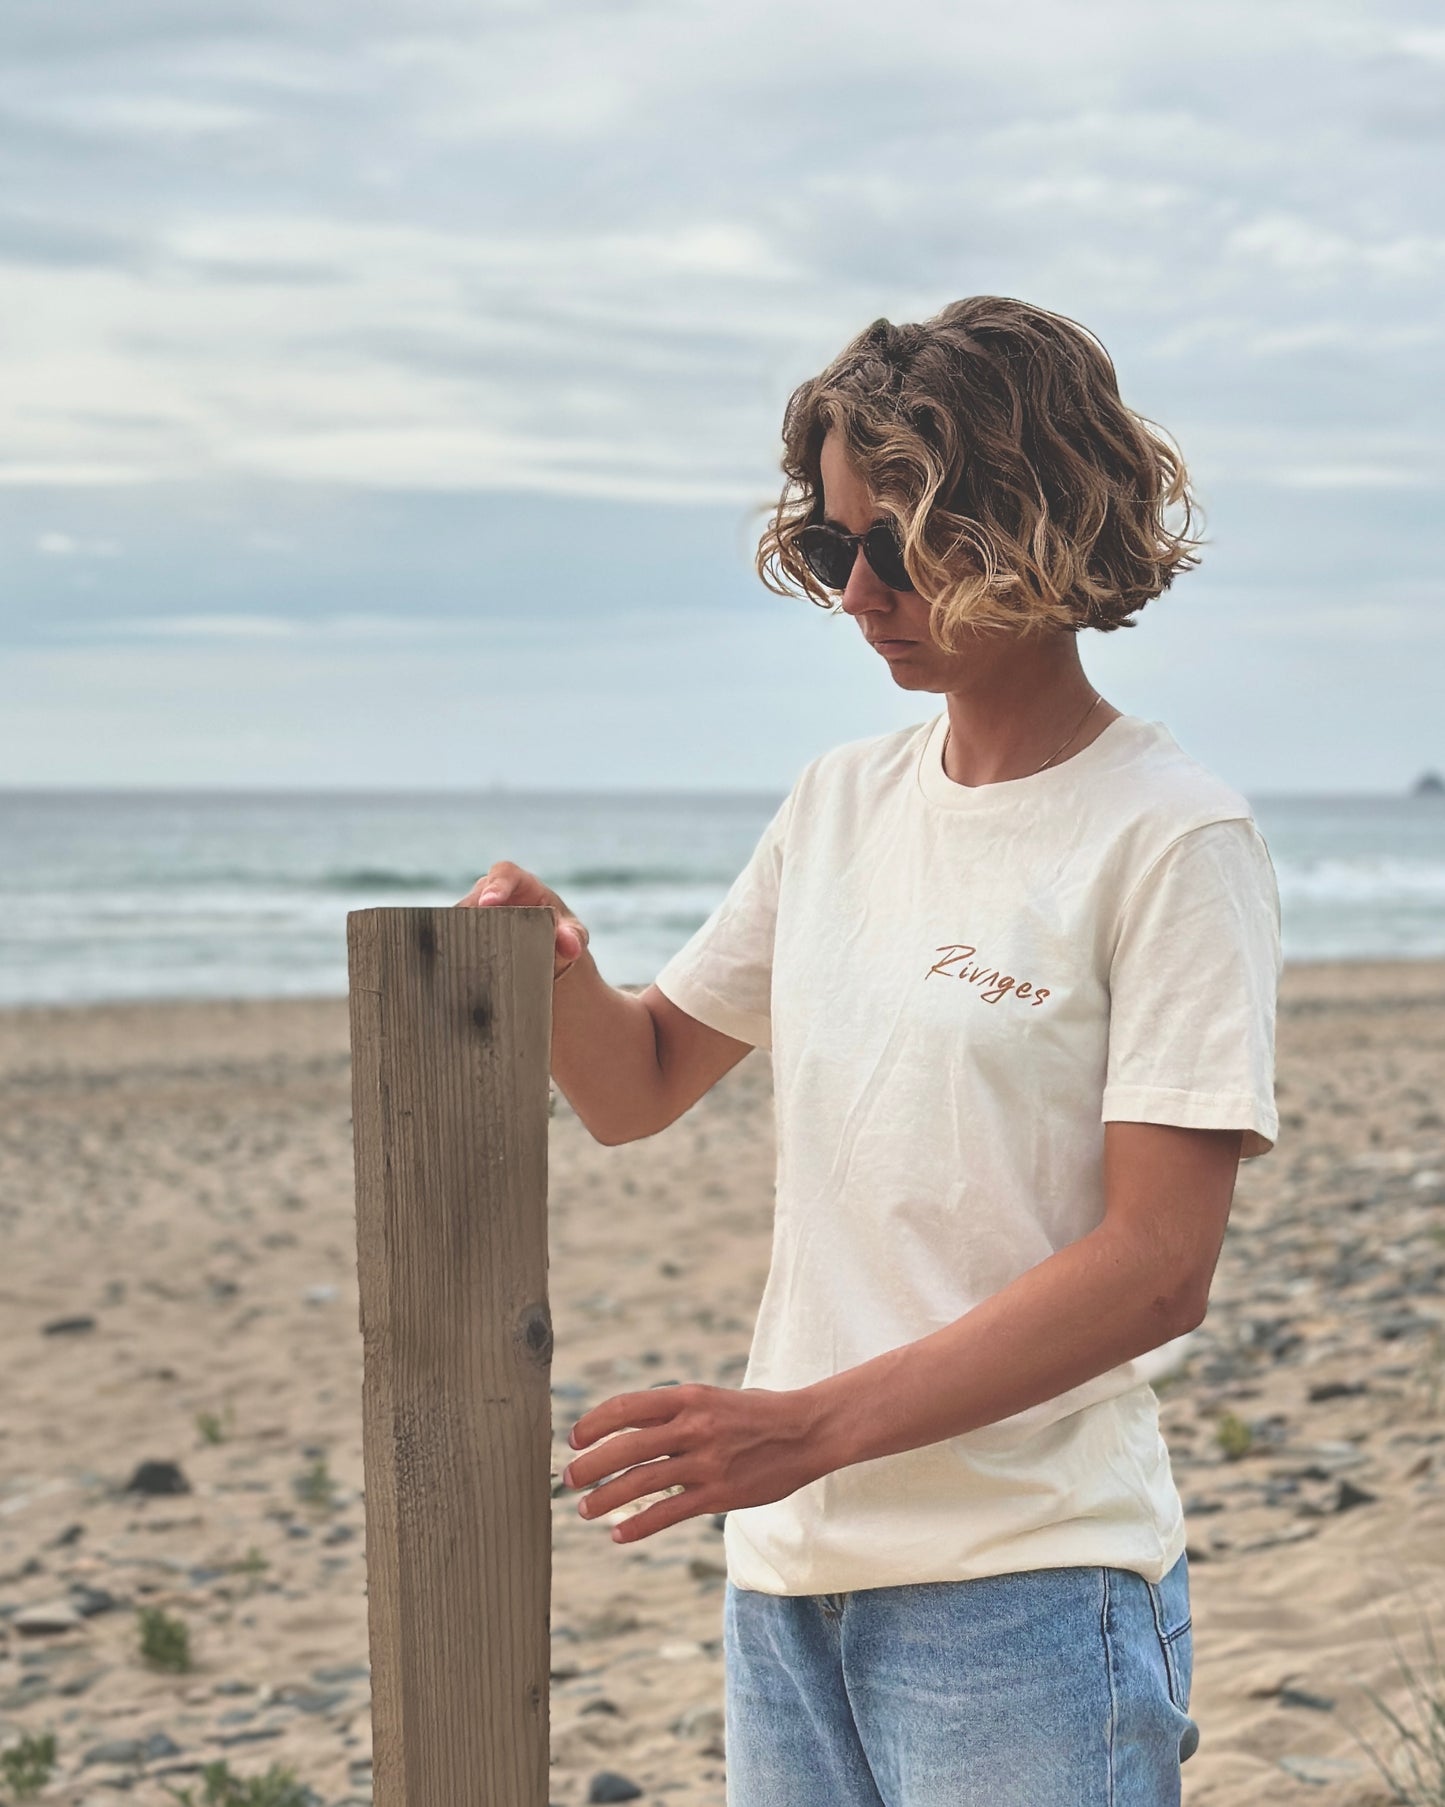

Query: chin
[886,664,939,691]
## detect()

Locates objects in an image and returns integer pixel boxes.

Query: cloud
[0,0,1438,503]
[0,0,1441,793]
[35,531,121,556]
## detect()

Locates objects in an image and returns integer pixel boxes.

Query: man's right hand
[457,862,590,982]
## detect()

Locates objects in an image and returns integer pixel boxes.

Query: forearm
[804,1225,1201,1473]
[549,947,667,1145]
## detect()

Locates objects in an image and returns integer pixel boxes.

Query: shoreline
[2,949,1443,1017]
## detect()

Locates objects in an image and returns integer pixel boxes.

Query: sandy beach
[1,957,1442,1806]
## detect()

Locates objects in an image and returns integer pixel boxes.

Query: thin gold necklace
[942,691,1104,781]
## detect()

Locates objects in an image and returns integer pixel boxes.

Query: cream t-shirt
[652,708,1282,1596]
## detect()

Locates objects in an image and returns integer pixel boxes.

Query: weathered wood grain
[347,905,554,1806]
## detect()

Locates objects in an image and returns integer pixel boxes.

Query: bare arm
[805,1119,1242,1469]
[458,861,752,1145]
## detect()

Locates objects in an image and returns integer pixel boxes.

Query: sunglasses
[796,521,916,596]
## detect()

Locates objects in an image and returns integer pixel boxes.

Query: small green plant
[231,1544,269,1585]
[293,1456,338,1510]
[196,1403,235,1445]
[163,1758,313,1806]
[1342,1600,1445,1804]
[138,1604,193,1673]
[0,1731,57,1800]
[1214,1411,1254,1461]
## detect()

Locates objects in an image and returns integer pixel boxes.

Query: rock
[1278,1754,1368,1785]
[1376,1312,1439,1341]
[70,1583,119,1617]
[214,1725,285,1747]
[51,1522,86,1546]
[42,1314,97,1335]
[83,1738,145,1767]
[57,1667,106,1696]
[1332,1479,1377,1512]
[673,1703,725,1740]
[1299,1441,1371,1472]
[1279,1685,1336,1712]
[125,1460,191,1496]
[311,1662,370,1686]
[274,1685,348,1714]
[588,1773,644,1803]
[303,1283,338,1305]
[13,1600,84,1634]
[580,1697,622,1716]
[577,1607,641,1640]
[1306,1380,1367,1403]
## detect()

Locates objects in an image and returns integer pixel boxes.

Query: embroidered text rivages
[925,944,1052,1006]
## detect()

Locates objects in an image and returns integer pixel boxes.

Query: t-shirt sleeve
[651,784,795,1051]
[1102,814,1283,1160]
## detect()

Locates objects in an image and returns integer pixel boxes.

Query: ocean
[2,786,1442,1008]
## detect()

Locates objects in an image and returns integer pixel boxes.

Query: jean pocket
[1146,1555,1193,1714]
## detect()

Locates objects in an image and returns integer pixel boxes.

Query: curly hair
[755,296,1204,642]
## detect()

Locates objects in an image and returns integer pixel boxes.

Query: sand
[0,959,1442,1805]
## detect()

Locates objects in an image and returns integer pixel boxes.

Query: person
[458,295,1282,1806]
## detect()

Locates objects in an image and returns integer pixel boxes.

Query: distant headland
[1413,770,1444,796]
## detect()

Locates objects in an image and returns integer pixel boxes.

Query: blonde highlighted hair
[756,296,1203,642]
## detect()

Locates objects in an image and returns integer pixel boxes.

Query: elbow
[1140,1268,1210,1344]
[587,1113,663,1148]
[1154,1280,1210,1341]
[587,1119,635,1148]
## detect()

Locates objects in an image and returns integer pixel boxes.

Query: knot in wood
[516,1302,553,1366]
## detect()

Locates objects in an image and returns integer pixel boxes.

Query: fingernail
[477,889,500,904]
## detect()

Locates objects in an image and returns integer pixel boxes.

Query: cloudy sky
[4,0,1441,793]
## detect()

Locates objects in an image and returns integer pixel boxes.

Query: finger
[608,1485,705,1544]
[564,1423,679,1492]
[574,1445,675,1517]
[576,1455,694,1524]
[569,1387,688,1452]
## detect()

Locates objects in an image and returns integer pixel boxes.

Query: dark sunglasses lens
[864,526,913,592]
[797,526,856,591]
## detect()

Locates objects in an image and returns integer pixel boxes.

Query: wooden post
[347,904,555,1806]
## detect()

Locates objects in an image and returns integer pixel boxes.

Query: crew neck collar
[913,708,1153,811]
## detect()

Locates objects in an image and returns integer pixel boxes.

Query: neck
[940,633,1112,786]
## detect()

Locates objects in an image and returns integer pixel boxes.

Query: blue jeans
[723,1552,1198,1806]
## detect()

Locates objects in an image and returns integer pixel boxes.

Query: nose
[837,546,897,618]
